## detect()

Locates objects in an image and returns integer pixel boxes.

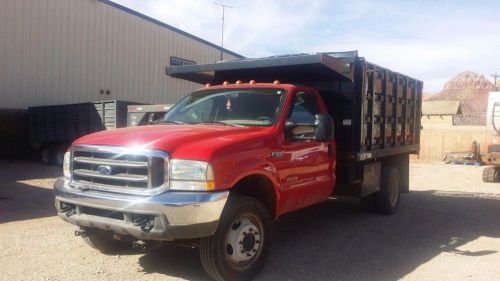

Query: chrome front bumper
[54,178,229,241]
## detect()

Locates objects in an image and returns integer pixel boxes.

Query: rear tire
[483,167,500,182]
[82,231,131,254]
[55,147,66,166]
[40,147,54,165]
[375,166,400,215]
[199,195,272,281]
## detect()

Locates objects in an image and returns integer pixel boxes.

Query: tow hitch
[132,215,155,233]
[59,202,77,217]
[132,240,148,250]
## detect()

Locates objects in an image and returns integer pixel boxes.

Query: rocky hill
[422,92,436,100]
[428,71,494,114]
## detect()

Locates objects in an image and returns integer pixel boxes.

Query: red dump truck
[54,51,422,280]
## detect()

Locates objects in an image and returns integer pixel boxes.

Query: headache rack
[70,145,169,196]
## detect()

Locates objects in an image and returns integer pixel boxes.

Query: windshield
[162,88,287,126]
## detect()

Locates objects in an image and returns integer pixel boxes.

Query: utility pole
[214,2,233,61]
[492,73,499,91]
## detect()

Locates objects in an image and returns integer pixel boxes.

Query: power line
[214,2,233,61]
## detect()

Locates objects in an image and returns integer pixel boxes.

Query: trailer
[0,109,29,158]
[29,100,138,165]
[127,104,173,127]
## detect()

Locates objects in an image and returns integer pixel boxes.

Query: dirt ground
[0,160,499,281]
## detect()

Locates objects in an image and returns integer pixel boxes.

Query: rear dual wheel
[40,147,52,165]
[199,196,272,281]
[361,166,400,215]
[376,167,400,214]
[40,146,66,166]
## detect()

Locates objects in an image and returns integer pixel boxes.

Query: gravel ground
[0,160,499,281]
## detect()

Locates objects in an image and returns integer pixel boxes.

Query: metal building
[0,0,243,110]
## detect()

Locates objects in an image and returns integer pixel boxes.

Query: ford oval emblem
[96,165,112,175]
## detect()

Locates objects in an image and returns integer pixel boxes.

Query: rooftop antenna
[491,73,499,91]
[214,2,233,61]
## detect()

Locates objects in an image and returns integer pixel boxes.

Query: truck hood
[73,124,274,160]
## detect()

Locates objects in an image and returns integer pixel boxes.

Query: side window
[290,92,320,124]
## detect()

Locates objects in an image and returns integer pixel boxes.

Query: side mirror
[314,113,334,141]
[285,113,334,141]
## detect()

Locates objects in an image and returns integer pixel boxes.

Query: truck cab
[54,51,422,281]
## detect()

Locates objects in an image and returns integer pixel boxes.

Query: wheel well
[230,175,277,218]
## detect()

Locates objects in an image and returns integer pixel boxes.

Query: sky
[112,0,500,93]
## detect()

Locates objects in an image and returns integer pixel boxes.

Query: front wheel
[199,195,272,281]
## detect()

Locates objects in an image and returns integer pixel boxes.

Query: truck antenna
[214,2,233,61]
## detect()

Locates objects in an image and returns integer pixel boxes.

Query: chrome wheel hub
[225,216,262,263]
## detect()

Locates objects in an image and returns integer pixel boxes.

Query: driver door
[274,90,334,213]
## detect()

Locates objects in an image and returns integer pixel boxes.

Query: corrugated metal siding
[0,0,240,109]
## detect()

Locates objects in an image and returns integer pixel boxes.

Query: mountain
[422,92,436,100]
[428,71,494,114]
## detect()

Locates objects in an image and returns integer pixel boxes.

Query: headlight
[63,152,71,178]
[169,159,214,191]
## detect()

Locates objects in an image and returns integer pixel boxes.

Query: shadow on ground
[0,160,60,223]
[138,190,500,281]
[0,160,61,181]
[2,161,499,280]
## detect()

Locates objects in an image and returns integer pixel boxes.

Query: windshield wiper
[159,120,185,125]
[191,121,244,127]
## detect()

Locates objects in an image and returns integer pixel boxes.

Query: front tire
[199,195,272,281]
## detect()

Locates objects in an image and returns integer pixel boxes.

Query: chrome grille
[70,145,169,195]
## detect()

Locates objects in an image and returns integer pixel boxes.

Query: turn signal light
[206,180,215,191]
